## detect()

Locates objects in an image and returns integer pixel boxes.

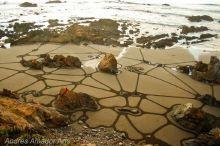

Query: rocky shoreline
[0,1,220,146]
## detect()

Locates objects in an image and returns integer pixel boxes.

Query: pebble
[78,120,83,124]
[119,142,123,146]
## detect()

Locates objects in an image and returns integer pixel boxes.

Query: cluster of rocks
[0,90,69,143]
[178,56,220,84]
[54,88,98,112]
[187,15,214,22]
[11,19,121,46]
[172,103,219,133]
[172,101,220,146]
[20,54,82,69]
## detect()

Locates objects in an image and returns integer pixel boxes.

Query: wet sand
[0,43,219,145]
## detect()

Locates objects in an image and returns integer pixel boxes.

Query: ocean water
[0,0,220,57]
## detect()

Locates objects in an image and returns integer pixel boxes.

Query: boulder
[183,128,220,146]
[54,88,98,112]
[98,53,117,73]
[199,94,220,107]
[171,103,220,133]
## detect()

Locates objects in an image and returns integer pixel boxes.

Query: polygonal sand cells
[0,43,219,145]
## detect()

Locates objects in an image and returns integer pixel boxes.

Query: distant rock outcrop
[19,2,37,7]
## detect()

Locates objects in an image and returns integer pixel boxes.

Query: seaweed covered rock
[183,128,220,146]
[19,2,37,7]
[187,15,214,22]
[172,103,220,133]
[180,25,209,34]
[98,53,118,73]
[53,88,98,112]
[20,54,81,69]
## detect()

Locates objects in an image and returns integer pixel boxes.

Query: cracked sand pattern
[0,43,220,146]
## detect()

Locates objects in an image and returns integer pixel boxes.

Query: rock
[198,94,220,107]
[187,15,214,22]
[54,88,98,112]
[178,56,220,84]
[162,4,170,6]
[210,127,220,138]
[0,88,19,99]
[20,59,43,69]
[180,25,209,34]
[46,0,62,4]
[98,53,118,73]
[19,2,37,7]
[0,94,68,140]
[152,37,177,49]
[183,128,220,146]
[116,107,140,115]
[13,22,34,33]
[200,33,217,39]
[172,103,193,120]
[177,65,193,74]
[192,56,220,83]
[48,19,60,27]
[20,54,81,69]
[172,104,220,133]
